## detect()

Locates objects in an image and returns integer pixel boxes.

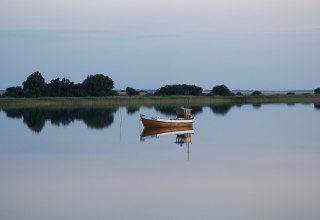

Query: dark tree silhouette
[48,78,75,97]
[210,85,233,96]
[4,86,23,97]
[251,90,262,96]
[154,84,203,96]
[126,86,139,96]
[22,72,46,97]
[82,74,114,96]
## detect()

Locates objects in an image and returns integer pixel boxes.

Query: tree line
[5,72,116,97]
[3,71,320,97]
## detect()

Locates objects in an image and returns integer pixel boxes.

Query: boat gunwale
[140,114,194,123]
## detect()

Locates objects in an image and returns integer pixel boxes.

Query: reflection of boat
[140,127,194,160]
[140,107,194,128]
[140,127,194,141]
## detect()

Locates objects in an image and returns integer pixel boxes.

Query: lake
[0,103,320,220]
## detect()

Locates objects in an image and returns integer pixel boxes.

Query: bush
[314,88,320,94]
[82,74,114,96]
[126,86,139,96]
[154,84,203,96]
[210,85,233,96]
[4,86,23,97]
[251,90,262,96]
[287,92,295,95]
[235,92,243,96]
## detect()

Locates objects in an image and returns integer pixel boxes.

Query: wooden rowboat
[140,107,194,128]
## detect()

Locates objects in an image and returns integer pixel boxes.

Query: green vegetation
[210,85,233,96]
[22,72,46,97]
[4,72,115,98]
[287,92,295,95]
[1,94,319,108]
[82,74,114,96]
[154,84,203,96]
[4,86,23,97]
[126,86,139,96]
[251,90,262,96]
[47,78,79,97]
[2,71,319,107]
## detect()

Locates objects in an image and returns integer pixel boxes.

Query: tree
[4,86,23,97]
[210,85,233,96]
[48,78,75,96]
[22,72,46,97]
[154,84,203,96]
[82,74,114,96]
[73,83,86,97]
[126,86,139,96]
[314,88,320,94]
[251,90,262,96]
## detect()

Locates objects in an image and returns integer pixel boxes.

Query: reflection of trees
[81,109,117,129]
[252,103,262,109]
[126,106,140,115]
[209,104,237,115]
[314,103,320,110]
[154,106,203,116]
[2,108,118,132]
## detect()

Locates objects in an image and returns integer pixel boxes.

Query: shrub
[314,88,320,94]
[210,85,233,96]
[251,90,262,96]
[4,86,23,97]
[154,84,203,96]
[82,74,114,96]
[126,86,139,96]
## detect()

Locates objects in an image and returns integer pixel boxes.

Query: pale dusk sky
[0,0,319,90]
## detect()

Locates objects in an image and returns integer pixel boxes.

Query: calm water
[0,104,320,220]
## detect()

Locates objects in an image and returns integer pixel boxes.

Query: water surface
[0,104,320,220]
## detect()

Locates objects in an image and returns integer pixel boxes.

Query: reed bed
[0,94,319,108]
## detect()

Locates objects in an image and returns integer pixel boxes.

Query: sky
[0,0,320,90]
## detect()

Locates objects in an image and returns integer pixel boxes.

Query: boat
[140,107,194,128]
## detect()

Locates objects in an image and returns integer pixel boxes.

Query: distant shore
[0,94,319,108]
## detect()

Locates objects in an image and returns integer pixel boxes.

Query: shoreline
[0,94,319,108]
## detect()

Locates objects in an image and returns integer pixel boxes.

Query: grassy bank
[0,94,319,108]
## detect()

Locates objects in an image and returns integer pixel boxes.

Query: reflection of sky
[0,104,320,220]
